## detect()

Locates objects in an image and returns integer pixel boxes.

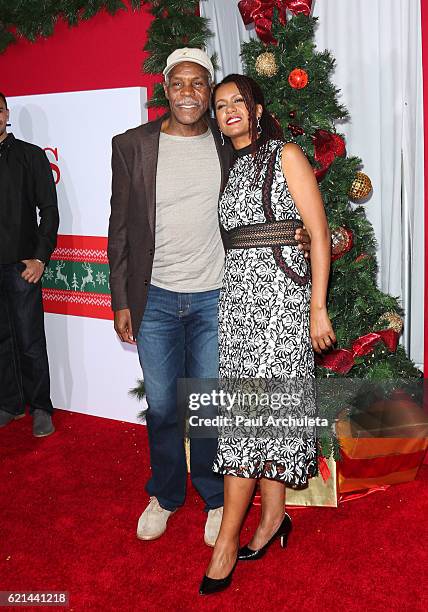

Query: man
[108,49,310,546]
[0,92,59,437]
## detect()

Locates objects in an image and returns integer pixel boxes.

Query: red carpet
[1,410,427,611]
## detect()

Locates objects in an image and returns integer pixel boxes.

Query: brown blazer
[107,114,233,337]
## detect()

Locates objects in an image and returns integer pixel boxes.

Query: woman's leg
[205,474,256,578]
[247,477,286,550]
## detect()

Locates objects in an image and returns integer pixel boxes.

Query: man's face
[0,99,9,140]
[163,62,211,126]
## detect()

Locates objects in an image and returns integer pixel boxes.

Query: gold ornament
[378,311,403,334]
[255,52,278,77]
[349,172,372,201]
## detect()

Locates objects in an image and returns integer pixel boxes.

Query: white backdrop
[201,0,425,369]
[9,88,147,422]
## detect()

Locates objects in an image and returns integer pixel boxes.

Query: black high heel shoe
[238,512,292,561]
[199,559,237,596]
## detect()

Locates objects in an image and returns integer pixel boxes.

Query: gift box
[284,455,338,508]
[186,439,338,507]
[249,456,338,508]
[336,396,428,494]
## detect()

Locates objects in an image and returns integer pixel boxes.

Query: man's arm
[21,148,59,284]
[107,137,136,344]
[33,148,59,264]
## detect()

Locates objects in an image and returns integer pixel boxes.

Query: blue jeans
[0,263,53,415]
[137,284,223,512]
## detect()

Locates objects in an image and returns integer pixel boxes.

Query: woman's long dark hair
[212,74,284,179]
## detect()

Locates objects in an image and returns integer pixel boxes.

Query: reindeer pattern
[54,261,70,290]
[80,263,96,292]
[46,260,109,292]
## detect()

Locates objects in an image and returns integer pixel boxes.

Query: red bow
[318,455,332,482]
[238,0,313,44]
[312,129,346,182]
[316,329,399,374]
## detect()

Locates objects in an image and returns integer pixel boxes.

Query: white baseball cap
[163,48,215,81]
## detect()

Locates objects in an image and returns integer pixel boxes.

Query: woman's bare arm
[281,143,336,352]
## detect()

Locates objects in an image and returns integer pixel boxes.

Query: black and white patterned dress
[212,139,318,487]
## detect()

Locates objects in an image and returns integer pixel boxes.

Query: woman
[199,75,336,595]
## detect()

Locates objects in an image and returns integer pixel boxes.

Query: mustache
[175,100,201,107]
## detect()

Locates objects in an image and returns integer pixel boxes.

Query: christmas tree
[239,9,422,453]
[240,13,419,375]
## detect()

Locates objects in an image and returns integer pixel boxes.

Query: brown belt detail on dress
[223,219,303,250]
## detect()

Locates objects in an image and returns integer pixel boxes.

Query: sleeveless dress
[212,139,318,487]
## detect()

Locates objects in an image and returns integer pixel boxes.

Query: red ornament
[288,123,305,136]
[288,68,309,89]
[331,227,354,261]
[289,110,297,118]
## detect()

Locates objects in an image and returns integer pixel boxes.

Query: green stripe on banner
[42,261,110,295]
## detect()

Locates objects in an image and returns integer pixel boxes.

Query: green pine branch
[141,0,214,106]
[0,0,142,51]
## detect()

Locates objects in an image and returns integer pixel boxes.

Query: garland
[0,0,141,53]
[0,0,213,108]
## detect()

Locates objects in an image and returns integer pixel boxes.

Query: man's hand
[21,259,45,283]
[114,308,137,345]
[295,226,311,259]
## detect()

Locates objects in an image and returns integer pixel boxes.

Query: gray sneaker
[32,409,55,437]
[136,497,176,541]
[0,409,25,428]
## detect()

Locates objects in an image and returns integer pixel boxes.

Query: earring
[257,116,262,137]
[220,131,225,146]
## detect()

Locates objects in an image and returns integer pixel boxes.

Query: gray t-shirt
[151,129,224,292]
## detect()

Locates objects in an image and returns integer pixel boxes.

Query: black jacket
[0,133,59,264]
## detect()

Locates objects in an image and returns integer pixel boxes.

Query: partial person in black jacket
[0,92,59,437]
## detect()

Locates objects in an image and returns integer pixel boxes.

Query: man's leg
[137,284,187,511]
[0,264,25,420]
[4,264,53,417]
[184,289,224,512]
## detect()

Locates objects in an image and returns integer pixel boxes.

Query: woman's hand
[310,306,336,353]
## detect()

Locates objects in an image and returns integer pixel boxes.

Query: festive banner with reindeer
[42,235,112,320]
